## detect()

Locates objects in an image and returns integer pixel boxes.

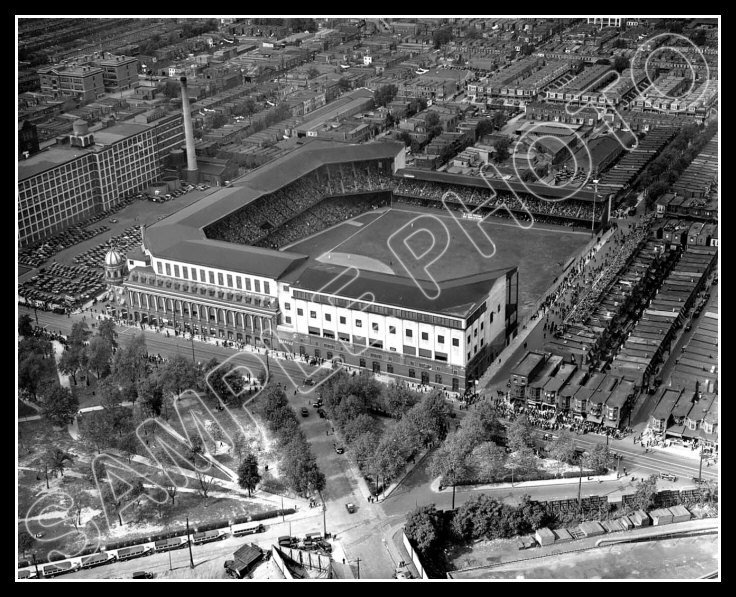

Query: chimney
[179,76,199,182]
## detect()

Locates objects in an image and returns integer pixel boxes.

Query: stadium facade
[121,140,519,391]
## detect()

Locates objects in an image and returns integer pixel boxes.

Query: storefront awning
[586,415,603,424]
[603,419,618,429]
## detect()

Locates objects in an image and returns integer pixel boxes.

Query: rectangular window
[264,281,270,294]
[369,339,383,349]
[174,265,180,277]
[157,262,162,274]
[209,271,215,284]
[474,329,478,337]
[387,364,394,374]
[352,335,366,345]
[200,269,205,281]
[418,348,432,359]
[389,325,396,334]
[480,321,484,330]
[227,274,233,287]
[355,319,362,327]
[340,316,347,325]
[310,311,317,319]
[183,266,188,279]
[467,335,471,343]
[236,276,241,289]
[435,351,448,362]
[403,345,416,356]
[284,302,291,310]
[254,280,261,293]
[338,332,350,342]
[218,273,224,286]
[297,308,304,316]
[285,316,292,324]
[308,326,321,336]
[165,263,171,276]
[372,322,379,332]
[406,329,413,338]
[452,338,459,347]
[438,335,445,344]
[323,330,335,339]
[325,313,332,321]
[421,332,428,341]
[408,369,416,379]
[245,278,252,291]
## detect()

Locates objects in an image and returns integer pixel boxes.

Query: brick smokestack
[179,77,199,182]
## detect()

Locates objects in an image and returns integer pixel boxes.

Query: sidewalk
[429,472,619,494]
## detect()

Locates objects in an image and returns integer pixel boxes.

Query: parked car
[345,503,356,514]
[109,218,118,224]
[304,377,315,385]
[659,472,677,482]
[317,407,326,418]
[132,571,153,579]
[301,407,309,417]
[334,444,344,454]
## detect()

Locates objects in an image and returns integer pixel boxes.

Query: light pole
[186,516,195,569]
[592,179,599,238]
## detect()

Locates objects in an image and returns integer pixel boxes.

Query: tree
[450,494,507,541]
[627,474,659,512]
[19,352,56,398]
[506,445,538,477]
[100,476,145,526]
[352,431,379,468]
[547,432,577,471]
[690,29,707,46]
[397,130,413,147]
[86,335,113,378]
[194,470,214,501]
[613,55,630,73]
[337,77,351,92]
[475,118,494,139]
[97,319,118,348]
[429,433,470,487]
[45,447,74,478]
[374,84,398,107]
[343,413,379,444]
[160,353,200,397]
[69,321,91,348]
[18,531,35,556]
[493,137,511,163]
[583,444,612,473]
[506,417,533,453]
[80,411,114,454]
[432,27,453,49]
[19,314,34,337]
[112,333,149,387]
[137,375,164,417]
[371,434,406,483]
[237,453,261,496]
[307,66,320,79]
[42,386,79,427]
[404,505,443,553]
[382,382,420,418]
[468,441,507,482]
[231,431,249,464]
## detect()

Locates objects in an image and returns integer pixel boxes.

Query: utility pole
[592,179,599,238]
[577,456,583,512]
[186,516,195,568]
[697,448,704,482]
[356,557,361,579]
[44,463,49,490]
[451,483,456,510]
[281,496,285,522]
[191,333,195,364]
[32,553,40,579]
[322,502,327,537]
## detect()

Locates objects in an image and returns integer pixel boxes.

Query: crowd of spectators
[393,178,600,226]
[256,194,387,250]
[206,161,396,247]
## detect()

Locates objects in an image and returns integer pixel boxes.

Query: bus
[231,521,265,537]
[80,552,117,569]
[116,545,152,561]
[192,530,226,545]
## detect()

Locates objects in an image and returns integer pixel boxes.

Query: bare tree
[195,470,214,502]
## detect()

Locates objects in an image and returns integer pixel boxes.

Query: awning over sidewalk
[603,419,618,429]
[586,415,603,424]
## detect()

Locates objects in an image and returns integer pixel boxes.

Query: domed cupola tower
[104,247,126,283]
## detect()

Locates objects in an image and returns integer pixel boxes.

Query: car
[304,377,315,386]
[311,399,323,408]
[317,407,326,418]
[109,218,118,224]
[345,503,356,514]
[315,539,332,553]
[334,444,344,454]
[659,472,677,482]
[692,477,707,485]
[132,571,153,579]
[301,407,309,417]
[685,323,693,332]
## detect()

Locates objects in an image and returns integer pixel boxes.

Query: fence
[402,531,429,579]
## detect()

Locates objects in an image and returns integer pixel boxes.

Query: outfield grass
[288,206,591,316]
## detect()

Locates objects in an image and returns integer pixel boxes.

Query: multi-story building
[95,53,140,91]
[18,115,184,247]
[122,141,519,392]
[37,64,105,102]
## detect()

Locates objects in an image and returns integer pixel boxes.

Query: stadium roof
[144,139,404,279]
[395,167,603,202]
[283,262,515,319]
